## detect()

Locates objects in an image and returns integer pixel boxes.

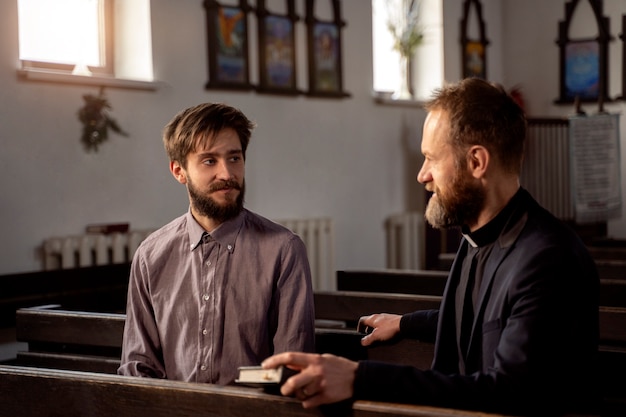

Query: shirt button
[202,329,207,335]
[207,260,211,266]
[200,365,207,371]
[203,294,209,301]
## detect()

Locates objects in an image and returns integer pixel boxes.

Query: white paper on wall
[569,113,622,224]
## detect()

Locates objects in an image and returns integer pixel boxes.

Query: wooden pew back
[337,269,448,296]
[0,263,130,327]
[15,293,441,373]
[336,268,626,308]
[0,365,515,417]
[15,305,124,373]
[588,246,626,282]
[16,295,626,372]
[13,293,626,416]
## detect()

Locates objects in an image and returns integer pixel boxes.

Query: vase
[392,54,412,100]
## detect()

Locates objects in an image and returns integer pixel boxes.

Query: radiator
[42,230,155,271]
[275,217,335,291]
[385,212,425,270]
[43,218,335,292]
[521,118,574,220]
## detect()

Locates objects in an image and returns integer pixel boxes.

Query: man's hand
[261,352,358,408]
[357,313,402,346]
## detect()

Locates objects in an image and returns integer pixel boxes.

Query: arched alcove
[304,0,350,97]
[460,0,489,80]
[555,0,613,104]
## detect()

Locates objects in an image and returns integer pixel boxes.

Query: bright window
[18,0,112,76]
[372,0,443,101]
[17,0,154,84]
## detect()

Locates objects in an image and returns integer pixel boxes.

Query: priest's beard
[425,169,484,229]
[188,178,245,224]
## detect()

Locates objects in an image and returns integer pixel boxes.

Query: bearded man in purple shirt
[118,103,316,384]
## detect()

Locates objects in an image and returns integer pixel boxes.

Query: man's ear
[170,160,188,184]
[468,146,488,178]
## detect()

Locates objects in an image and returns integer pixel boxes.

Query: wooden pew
[0,263,130,327]
[336,268,626,308]
[13,295,626,416]
[15,305,124,374]
[314,290,441,325]
[0,365,515,417]
[596,259,626,282]
[598,279,626,308]
[337,269,448,296]
[314,291,441,369]
[588,245,626,282]
[15,296,626,375]
[14,292,442,372]
[598,307,626,415]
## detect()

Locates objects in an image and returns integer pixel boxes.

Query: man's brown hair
[425,77,527,174]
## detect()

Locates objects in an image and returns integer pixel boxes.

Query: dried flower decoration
[386,0,424,58]
[78,87,128,152]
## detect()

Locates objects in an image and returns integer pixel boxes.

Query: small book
[235,365,297,388]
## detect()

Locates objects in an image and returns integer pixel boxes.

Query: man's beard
[188,178,245,224]
[424,170,484,229]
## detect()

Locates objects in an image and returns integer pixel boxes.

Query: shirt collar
[186,208,246,253]
[462,187,523,248]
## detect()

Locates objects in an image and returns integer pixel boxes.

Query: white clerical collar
[463,233,479,248]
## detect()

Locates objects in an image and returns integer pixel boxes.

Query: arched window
[371,0,443,101]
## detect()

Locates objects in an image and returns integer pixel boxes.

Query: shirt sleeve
[270,234,316,355]
[117,249,167,378]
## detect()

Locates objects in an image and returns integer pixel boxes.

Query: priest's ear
[467,145,488,178]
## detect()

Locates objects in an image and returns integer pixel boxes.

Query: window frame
[19,0,115,77]
[371,0,444,104]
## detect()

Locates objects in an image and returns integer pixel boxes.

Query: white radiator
[521,118,574,220]
[275,217,335,291]
[42,230,155,270]
[43,218,335,291]
[385,212,425,270]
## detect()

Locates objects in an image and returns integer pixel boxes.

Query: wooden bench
[14,292,442,373]
[588,245,626,282]
[337,269,448,296]
[15,305,124,374]
[0,263,130,327]
[15,295,626,370]
[598,307,626,415]
[337,268,626,308]
[0,365,516,417]
[13,293,626,416]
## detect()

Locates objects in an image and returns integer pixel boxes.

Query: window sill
[373,92,425,107]
[17,68,162,91]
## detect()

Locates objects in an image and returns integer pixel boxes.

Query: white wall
[0,0,624,275]
[0,0,428,274]
[501,0,626,238]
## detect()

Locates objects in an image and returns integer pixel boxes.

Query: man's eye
[203,159,216,165]
[230,156,242,162]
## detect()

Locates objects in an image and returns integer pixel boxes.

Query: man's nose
[417,164,429,184]
[216,160,233,179]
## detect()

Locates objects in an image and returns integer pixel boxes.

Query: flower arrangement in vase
[386,0,423,100]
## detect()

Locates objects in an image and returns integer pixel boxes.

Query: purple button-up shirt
[118,209,316,384]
